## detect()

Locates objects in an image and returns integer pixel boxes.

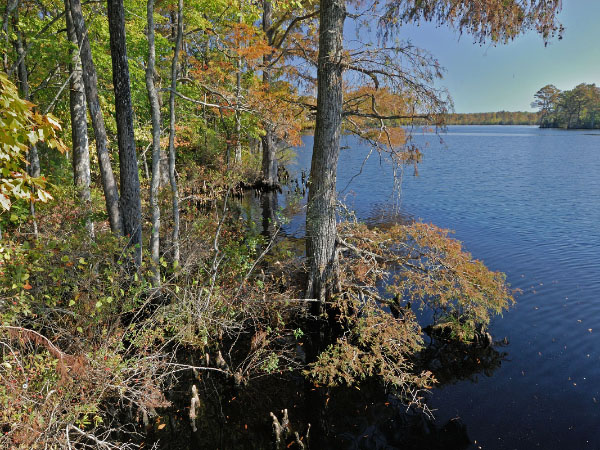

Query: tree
[305,0,562,303]
[11,6,40,180]
[145,0,161,283]
[64,0,92,236]
[259,1,318,187]
[532,83,600,129]
[167,0,184,266]
[69,0,123,234]
[305,0,345,303]
[107,0,143,264]
[571,83,600,128]
[260,0,277,187]
[532,84,560,127]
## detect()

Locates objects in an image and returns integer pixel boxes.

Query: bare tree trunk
[167,0,183,265]
[107,0,143,265]
[65,0,93,238]
[261,0,277,187]
[69,0,123,234]
[146,0,161,284]
[2,0,18,72]
[14,23,40,179]
[234,7,242,165]
[305,0,345,304]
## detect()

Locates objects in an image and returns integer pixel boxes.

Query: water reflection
[419,334,508,386]
[260,190,278,238]
[154,331,505,449]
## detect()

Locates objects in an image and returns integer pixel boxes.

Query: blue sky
[388,2,600,113]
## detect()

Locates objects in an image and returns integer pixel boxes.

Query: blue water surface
[285,125,600,449]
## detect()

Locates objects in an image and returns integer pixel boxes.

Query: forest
[444,111,540,125]
[532,83,600,129]
[1,0,561,448]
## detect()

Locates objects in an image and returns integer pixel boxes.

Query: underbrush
[0,190,304,448]
[1,186,513,448]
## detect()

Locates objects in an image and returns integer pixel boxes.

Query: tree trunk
[107,0,143,265]
[261,0,277,187]
[167,0,183,265]
[234,5,242,165]
[2,0,18,72]
[65,0,93,237]
[14,22,40,179]
[305,0,345,304]
[146,0,161,284]
[69,0,123,234]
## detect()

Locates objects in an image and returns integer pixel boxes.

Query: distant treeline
[532,83,600,129]
[444,111,540,125]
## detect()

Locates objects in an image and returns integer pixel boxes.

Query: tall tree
[260,0,277,188]
[1,0,18,72]
[13,21,40,179]
[146,0,161,283]
[107,0,143,264]
[532,84,560,127]
[167,0,183,265]
[305,0,345,303]
[234,2,243,165]
[69,0,123,234]
[305,0,562,303]
[64,0,92,237]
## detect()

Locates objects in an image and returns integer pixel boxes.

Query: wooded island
[532,83,600,129]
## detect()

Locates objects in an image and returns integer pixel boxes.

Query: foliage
[532,83,600,129]
[382,0,562,44]
[0,71,65,212]
[445,111,540,125]
[387,222,513,340]
[308,220,513,391]
[0,185,306,447]
[0,229,168,448]
[310,295,434,394]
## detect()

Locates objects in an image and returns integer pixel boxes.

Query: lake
[282,125,600,449]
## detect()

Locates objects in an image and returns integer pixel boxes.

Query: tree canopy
[532,83,600,129]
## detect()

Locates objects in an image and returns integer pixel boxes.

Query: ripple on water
[284,127,600,448]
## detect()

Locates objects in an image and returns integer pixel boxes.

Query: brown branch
[272,10,319,50]
[343,110,431,120]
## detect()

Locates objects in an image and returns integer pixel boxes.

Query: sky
[383,1,600,113]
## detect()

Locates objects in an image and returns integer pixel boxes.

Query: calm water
[282,126,600,449]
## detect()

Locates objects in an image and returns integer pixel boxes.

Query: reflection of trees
[151,299,507,449]
[417,334,508,386]
[261,191,278,238]
[154,361,476,449]
[309,381,472,450]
